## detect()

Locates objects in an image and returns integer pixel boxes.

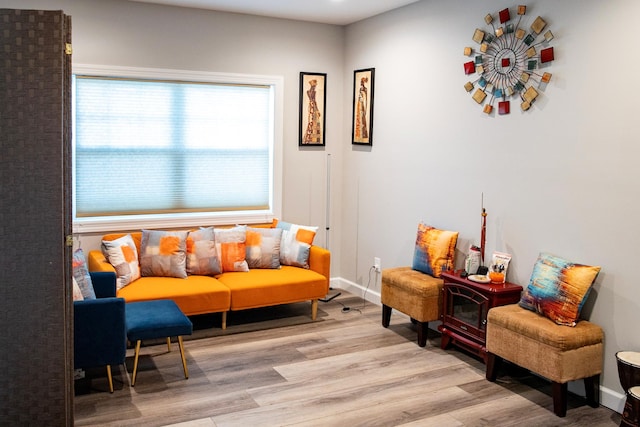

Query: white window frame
[71,64,283,234]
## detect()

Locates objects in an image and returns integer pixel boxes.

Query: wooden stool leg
[178,336,189,379]
[167,337,171,352]
[417,321,428,347]
[485,352,502,382]
[382,304,391,328]
[106,365,114,393]
[584,374,600,408]
[132,340,142,387]
[552,381,568,417]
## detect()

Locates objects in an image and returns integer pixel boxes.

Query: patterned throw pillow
[277,221,318,269]
[186,227,222,275]
[411,223,459,278]
[140,230,188,278]
[72,248,96,299]
[72,277,84,301]
[519,252,601,326]
[101,234,141,290]
[246,227,283,269]
[214,225,249,272]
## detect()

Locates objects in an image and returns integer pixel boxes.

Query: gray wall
[342,0,638,412]
[4,0,638,413]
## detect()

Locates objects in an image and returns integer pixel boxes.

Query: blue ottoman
[125,300,193,386]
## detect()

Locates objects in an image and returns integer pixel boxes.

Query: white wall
[342,0,639,411]
[1,0,345,272]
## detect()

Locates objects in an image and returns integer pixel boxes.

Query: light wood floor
[74,291,622,426]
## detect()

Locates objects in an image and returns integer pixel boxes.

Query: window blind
[74,75,272,219]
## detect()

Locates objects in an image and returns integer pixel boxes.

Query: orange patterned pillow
[101,234,141,289]
[246,227,282,269]
[214,225,249,272]
[140,230,188,278]
[277,221,318,269]
[412,223,458,278]
[186,227,222,275]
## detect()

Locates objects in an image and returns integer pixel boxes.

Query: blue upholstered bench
[125,300,193,386]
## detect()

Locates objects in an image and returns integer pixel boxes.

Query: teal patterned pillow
[140,230,188,278]
[519,252,601,326]
[72,249,95,300]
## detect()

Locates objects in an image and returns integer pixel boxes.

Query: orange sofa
[88,231,330,329]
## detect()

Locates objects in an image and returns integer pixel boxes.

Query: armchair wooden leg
[106,365,114,393]
[178,336,189,379]
[552,381,568,417]
[132,340,142,387]
[382,304,392,328]
[584,374,600,408]
[485,352,502,382]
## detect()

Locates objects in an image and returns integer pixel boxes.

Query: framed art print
[299,72,327,146]
[352,68,374,145]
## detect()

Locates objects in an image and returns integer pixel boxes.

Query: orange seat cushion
[117,275,231,316]
[217,266,328,310]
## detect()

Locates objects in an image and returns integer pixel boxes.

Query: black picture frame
[351,68,375,145]
[299,72,327,146]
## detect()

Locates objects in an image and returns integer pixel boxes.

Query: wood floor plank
[74,290,622,427]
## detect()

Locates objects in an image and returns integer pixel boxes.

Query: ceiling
[127,0,421,25]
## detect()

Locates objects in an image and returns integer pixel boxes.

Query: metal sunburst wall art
[463,5,555,116]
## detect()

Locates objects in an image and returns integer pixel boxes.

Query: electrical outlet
[374,257,381,272]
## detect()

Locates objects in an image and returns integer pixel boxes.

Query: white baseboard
[329,276,624,415]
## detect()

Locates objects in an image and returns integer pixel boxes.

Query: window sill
[73,210,276,234]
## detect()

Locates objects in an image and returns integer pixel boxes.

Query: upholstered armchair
[74,272,126,393]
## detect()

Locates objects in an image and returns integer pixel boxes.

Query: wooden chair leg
[178,336,189,379]
[552,381,568,417]
[106,365,114,393]
[382,304,391,328]
[485,352,502,382]
[131,340,142,387]
[416,321,428,347]
[584,374,600,408]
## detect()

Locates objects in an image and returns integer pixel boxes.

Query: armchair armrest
[89,272,117,298]
[74,297,126,369]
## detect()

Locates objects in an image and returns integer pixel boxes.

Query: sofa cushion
[186,227,222,276]
[519,252,600,326]
[277,221,318,269]
[412,223,458,278]
[101,234,141,290]
[214,225,249,272]
[73,248,96,300]
[217,266,328,310]
[116,275,231,316]
[140,229,188,278]
[246,227,282,269]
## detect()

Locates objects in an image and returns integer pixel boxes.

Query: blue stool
[125,300,193,386]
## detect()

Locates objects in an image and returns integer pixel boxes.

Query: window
[72,65,283,233]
